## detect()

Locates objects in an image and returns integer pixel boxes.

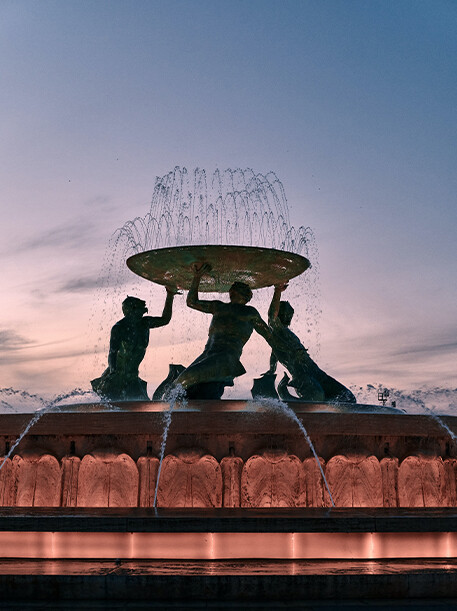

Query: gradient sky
[1,0,456,404]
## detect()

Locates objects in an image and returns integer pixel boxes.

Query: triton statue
[265,284,356,403]
[91,288,178,401]
[171,263,272,399]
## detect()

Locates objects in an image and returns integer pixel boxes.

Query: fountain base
[1,401,457,605]
[1,400,456,509]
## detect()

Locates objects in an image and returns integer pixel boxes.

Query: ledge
[1,507,457,533]
[0,401,455,437]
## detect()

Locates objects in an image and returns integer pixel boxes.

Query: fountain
[1,168,457,607]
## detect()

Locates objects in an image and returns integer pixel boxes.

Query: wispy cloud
[393,341,457,357]
[0,329,35,351]
[15,220,96,253]
[0,219,100,259]
[0,344,103,365]
[57,275,106,293]
[56,272,131,293]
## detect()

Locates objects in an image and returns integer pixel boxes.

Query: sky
[1,0,456,407]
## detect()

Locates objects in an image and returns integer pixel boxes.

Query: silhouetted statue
[173,264,272,399]
[91,288,178,401]
[265,284,356,403]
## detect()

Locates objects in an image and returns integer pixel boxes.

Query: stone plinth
[1,401,456,509]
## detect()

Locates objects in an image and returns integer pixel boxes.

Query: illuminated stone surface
[157,450,222,508]
[1,402,456,509]
[77,451,138,508]
[241,450,306,507]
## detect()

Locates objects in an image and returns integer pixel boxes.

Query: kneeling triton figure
[91,287,178,401]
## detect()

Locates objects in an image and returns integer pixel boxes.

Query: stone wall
[1,404,456,508]
[1,447,456,508]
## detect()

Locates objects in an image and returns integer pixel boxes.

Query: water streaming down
[90,168,322,394]
[0,388,47,413]
[250,396,335,507]
[353,384,457,419]
[383,387,457,443]
[153,384,187,509]
[0,388,97,472]
[116,168,311,253]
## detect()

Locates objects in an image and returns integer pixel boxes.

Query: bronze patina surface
[126,245,310,292]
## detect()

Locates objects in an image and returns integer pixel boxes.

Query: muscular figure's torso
[205,302,258,355]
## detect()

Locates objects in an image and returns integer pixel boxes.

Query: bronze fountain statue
[92,243,354,403]
[91,287,178,401]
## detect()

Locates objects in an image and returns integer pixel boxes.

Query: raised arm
[252,310,274,345]
[146,287,178,329]
[187,263,220,314]
[268,283,288,324]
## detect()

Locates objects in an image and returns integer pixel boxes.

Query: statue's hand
[166,286,182,295]
[275,282,289,292]
[192,262,212,277]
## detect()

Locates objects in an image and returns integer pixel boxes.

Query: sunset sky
[1,0,456,406]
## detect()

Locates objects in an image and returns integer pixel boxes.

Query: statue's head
[278,300,294,326]
[122,296,148,317]
[229,281,253,304]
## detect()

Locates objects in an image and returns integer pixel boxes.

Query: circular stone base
[126,245,310,292]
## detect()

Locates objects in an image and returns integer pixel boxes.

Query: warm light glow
[1,531,457,560]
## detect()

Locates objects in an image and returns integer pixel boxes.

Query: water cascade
[0,388,96,473]
[250,396,335,506]
[153,384,187,509]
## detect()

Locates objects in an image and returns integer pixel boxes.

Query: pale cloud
[393,341,457,357]
[0,344,102,365]
[0,219,100,259]
[56,273,130,293]
[0,329,34,351]
[14,220,95,252]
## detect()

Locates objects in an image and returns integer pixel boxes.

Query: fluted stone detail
[380,457,399,508]
[61,456,80,507]
[398,456,449,507]
[156,450,222,508]
[137,456,159,507]
[13,454,61,507]
[0,457,14,506]
[241,450,305,507]
[303,456,326,507]
[1,448,457,508]
[325,455,383,507]
[77,451,138,507]
[221,456,243,508]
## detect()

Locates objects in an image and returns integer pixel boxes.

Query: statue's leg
[173,360,214,390]
[294,378,325,401]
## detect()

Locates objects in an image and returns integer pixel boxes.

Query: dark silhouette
[91,288,178,401]
[173,263,272,399]
[265,284,356,403]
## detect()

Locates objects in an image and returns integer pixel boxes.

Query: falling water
[0,388,96,472]
[115,167,312,253]
[153,384,187,509]
[0,388,47,412]
[424,407,457,444]
[91,167,321,392]
[250,396,335,507]
[387,387,457,443]
[353,384,457,441]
